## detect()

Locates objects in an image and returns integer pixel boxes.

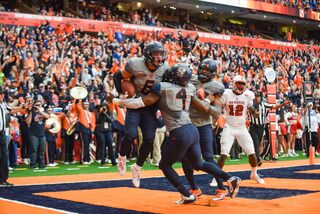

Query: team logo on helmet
[164,63,192,86]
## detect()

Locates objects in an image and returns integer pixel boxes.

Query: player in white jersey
[217,75,265,184]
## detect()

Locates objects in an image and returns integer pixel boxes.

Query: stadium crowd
[0,18,319,175]
[256,0,320,11]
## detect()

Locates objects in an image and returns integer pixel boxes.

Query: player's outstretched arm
[111,93,160,109]
[191,96,222,121]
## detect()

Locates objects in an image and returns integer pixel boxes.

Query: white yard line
[0,197,78,214]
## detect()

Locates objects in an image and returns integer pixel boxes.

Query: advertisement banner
[0,12,319,51]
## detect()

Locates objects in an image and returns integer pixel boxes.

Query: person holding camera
[95,102,116,166]
[25,99,50,169]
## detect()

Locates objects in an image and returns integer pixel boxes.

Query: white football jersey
[221,89,254,127]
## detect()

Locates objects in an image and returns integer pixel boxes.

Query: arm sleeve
[113,97,145,109]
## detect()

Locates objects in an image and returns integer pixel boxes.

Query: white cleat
[131,164,141,188]
[117,155,127,176]
[250,174,265,184]
[175,194,196,204]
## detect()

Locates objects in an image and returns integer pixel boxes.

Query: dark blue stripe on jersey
[150,82,161,95]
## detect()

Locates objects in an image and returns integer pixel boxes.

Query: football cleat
[131,164,141,188]
[189,188,202,198]
[117,155,126,176]
[250,174,265,184]
[227,176,241,198]
[0,181,14,187]
[212,189,228,201]
[175,194,196,204]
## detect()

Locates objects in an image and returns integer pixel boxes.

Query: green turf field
[9,151,312,178]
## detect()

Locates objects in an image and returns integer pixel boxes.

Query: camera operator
[25,99,50,169]
[94,102,116,166]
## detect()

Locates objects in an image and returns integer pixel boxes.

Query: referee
[0,87,23,187]
[249,91,289,165]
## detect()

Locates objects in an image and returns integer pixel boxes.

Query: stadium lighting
[164,5,166,8]
[231,10,235,14]
[196,5,199,8]
[293,20,296,23]
[156,0,161,2]
[201,11,204,14]
[263,15,267,18]
[137,2,142,8]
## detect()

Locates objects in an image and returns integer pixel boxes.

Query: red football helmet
[233,75,246,94]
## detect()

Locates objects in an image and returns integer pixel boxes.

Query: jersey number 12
[229,104,244,116]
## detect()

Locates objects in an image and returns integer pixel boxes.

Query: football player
[217,75,265,184]
[183,58,229,200]
[113,41,168,188]
[110,64,241,204]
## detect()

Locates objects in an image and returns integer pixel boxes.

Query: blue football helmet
[198,58,217,83]
[164,63,192,86]
[144,41,166,68]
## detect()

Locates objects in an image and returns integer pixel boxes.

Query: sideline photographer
[94,102,116,166]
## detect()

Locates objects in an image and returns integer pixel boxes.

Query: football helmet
[164,63,192,86]
[198,58,217,83]
[233,75,246,94]
[144,41,166,68]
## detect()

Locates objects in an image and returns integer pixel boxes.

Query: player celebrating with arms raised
[217,75,265,184]
[113,41,168,188]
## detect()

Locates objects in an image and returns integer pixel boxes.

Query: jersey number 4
[176,88,187,110]
[229,104,244,116]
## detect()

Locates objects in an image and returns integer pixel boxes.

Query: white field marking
[0,197,77,214]
[12,163,320,187]
[33,170,47,172]
[66,168,80,170]
[98,166,110,169]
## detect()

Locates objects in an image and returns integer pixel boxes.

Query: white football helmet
[233,75,246,94]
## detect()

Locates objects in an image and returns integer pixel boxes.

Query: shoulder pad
[203,80,225,95]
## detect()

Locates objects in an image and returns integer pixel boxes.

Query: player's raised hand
[196,88,205,100]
